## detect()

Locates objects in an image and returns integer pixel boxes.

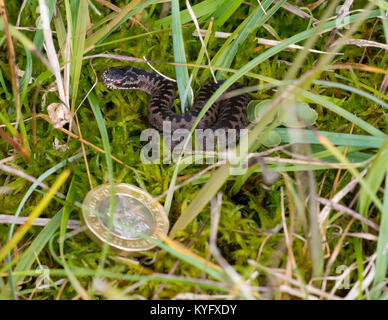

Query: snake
[101,66,251,138]
[101,66,280,185]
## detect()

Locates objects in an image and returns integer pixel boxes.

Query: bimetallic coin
[81,183,169,255]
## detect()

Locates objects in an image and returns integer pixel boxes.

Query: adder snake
[101,66,279,184]
[101,66,251,136]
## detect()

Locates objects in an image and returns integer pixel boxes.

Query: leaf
[247,99,277,123]
[248,99,317,128]
[262,130,281,147]
[279,101,318,127]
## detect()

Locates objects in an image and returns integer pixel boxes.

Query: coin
[81,183,169,255]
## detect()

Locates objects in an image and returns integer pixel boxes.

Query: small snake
[101,66,251,136]
[101,66,280,185]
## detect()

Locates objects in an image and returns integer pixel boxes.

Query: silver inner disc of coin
[97,194,154,240]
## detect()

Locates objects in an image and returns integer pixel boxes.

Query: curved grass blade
[303,91,385,137]
[313,80,388,109]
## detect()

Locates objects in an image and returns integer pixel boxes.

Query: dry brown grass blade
[274,0,319,23]
[307,0,326,11]
[328,62,388,74]
[0,163,66,200]
[0,128,30,161]
[320,218,355,295]
[74,112,93,189]
[0,0,30,157]
[317,197,379,231]
[380,74,388,94]
[319,167,369,227]
[346,38,388,50]
[94,0,121,12]
[0,0,20,122]
[0,214,81,229]
[72,60,98,190]
[162,235,222,272]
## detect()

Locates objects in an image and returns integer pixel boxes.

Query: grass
[0,0,387,300]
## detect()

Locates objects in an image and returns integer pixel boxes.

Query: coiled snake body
[101,66,280,184]
[101,66,251,137]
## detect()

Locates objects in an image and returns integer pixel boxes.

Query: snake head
[101,66,139,89]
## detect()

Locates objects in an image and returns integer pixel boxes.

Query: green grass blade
[215,0,285,79]
[189,17,213,83]
[316,134,384,214]
[213,0,244,28]
[171,0,192,111]
[59,175,77,256]
[157,0,227,27]
[275,128,386,148]
[313,80,388,109]
[70,0,88,110]
[303,91,385,137]
[53,3,68,62]
[359,136,388,220]
[84,0,158,52]
[87,90,115,275]
[372,171,388,298]
[372,0,388,11]
[59,175,90,300]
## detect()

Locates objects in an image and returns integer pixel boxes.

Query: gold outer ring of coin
[81,183,169,256]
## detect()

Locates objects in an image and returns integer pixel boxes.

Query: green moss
[0,0,386,300]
